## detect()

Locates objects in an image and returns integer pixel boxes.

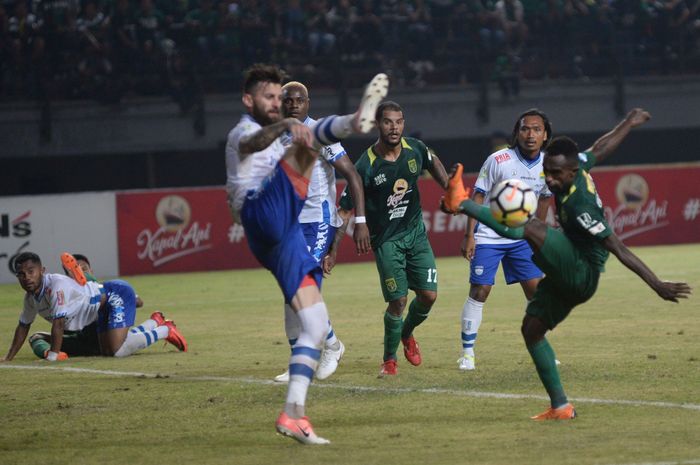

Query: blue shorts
[470,241,543,286]
[97,280,137,333]
[301,222,337,263]
[301,221,337,291]
[241,163,322,303]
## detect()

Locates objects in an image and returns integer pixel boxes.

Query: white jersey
[225,114,286,222]
[473,147,552,245]
[281,116,346,228]
[20,273,103,331]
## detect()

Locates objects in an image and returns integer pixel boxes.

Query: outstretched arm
[602,234,691,302]
[333,156,370,255]
[1,323,30,361]
[239,118,307,157]
[587,108,650,165]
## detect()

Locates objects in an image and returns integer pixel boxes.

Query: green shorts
[526,227,600,329]
[374,224,438,302]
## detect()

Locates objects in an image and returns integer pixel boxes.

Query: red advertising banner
[117,164,700,275]
[117,188,258,275]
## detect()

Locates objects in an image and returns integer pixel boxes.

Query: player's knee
[521,315,546,345]
[417,290,437,308]
[388,297,408,316]
[469,285,491,302]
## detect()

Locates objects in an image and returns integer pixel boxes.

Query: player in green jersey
[337,101,450,376]
[442,108,691,419]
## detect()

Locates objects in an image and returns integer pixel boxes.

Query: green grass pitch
[0,244,698,465]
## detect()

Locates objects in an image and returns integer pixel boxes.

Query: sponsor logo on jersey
[387,179,410,208]
[495,153,511,164]
[408,158,418,174]
[385,277,397,292]
[374,173,387,186]
[577,213,607,236]
[389,206,408,220]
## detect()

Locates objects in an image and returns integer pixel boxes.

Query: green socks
[527,338,568,408]
[383,312,403,361]
[31,338,50,359]
[401,298,431,339]
[459,200,525,240]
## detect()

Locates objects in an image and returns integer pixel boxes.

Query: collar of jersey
[368,138,411,165]
[514,146,542,169]
[561,182,577,203]
[33,275,48,302]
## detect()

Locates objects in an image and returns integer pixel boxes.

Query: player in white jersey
[1,252,187,362]
[225,64,388,445]
[457,109,553,371]
[270,81,371,384]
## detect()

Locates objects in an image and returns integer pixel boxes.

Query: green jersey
[340,137,435,249]
[554,152,612,270]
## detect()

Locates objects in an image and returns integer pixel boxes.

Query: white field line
[2,364,700,412]
[602,460,700,465]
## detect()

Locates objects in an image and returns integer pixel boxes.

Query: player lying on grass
[1,252,187,362]
[441,108,692,420]
[26,253,182,359]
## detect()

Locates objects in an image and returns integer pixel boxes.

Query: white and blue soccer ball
[489,179,538,227]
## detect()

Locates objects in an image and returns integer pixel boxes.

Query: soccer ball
[489,179,537,227]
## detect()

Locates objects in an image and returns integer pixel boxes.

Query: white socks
[310,114,355,147]
[285,301,330,413]
[461,297,484,357]
[114,324,169,357]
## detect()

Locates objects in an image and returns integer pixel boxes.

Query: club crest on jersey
[474,266,484,276]
[385,278,397,292]
[408,158,417,174]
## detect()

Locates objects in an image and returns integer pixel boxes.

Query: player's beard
[252,104,281,126]
[381,132,402,148]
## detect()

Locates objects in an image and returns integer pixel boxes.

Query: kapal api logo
[136,195,213,267]
[605,174,668,240]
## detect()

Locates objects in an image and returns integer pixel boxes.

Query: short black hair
[375,100,403,121]
[14,252,41,273]
[510,108,553,149]
[72,253,90,265]
[242,63,286,94]
[544,136,580,166]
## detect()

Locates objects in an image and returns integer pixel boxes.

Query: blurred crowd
[1,0,700,104]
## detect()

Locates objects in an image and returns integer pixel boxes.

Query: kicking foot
[163,320,188,352]
[61,252,87,286]
[457,354,475,371]
[440,163,472,214]
[275,412,330,445]
[274,370,290,383]
[378,359,398,377]
[530,403,577,420]
[353,73,389,133]
[316,340,345,380]
[401,335,422,366]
